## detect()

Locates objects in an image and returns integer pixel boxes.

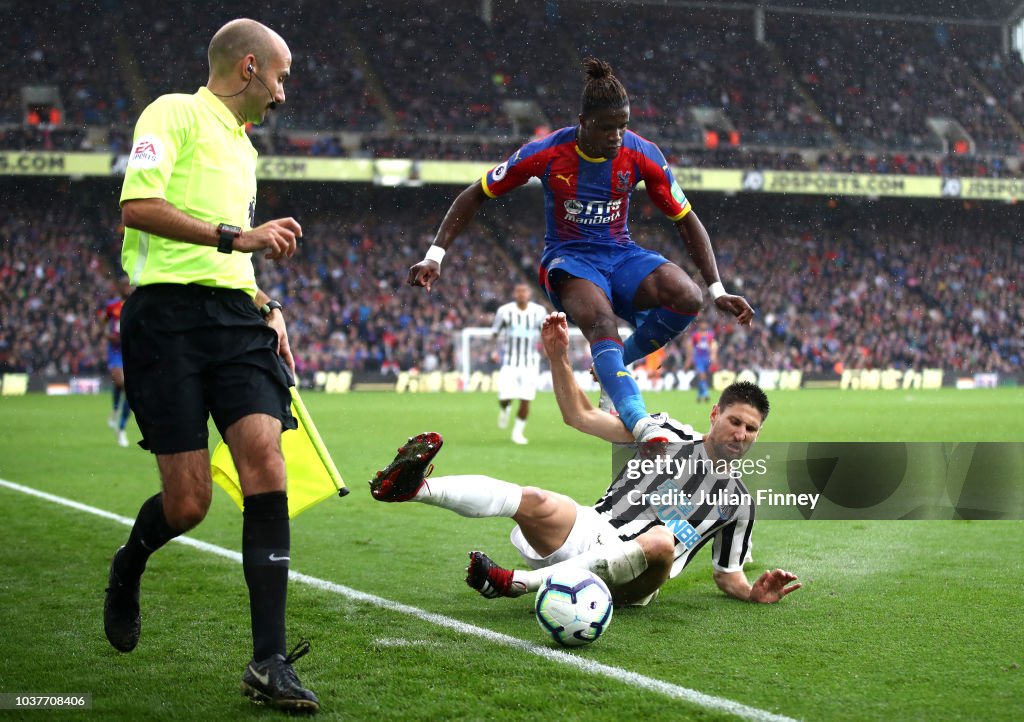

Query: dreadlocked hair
[580,57,629,116]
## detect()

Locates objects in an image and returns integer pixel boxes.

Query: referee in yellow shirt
[103,18,318,713]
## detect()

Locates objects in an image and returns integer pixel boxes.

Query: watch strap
[217,223,241,254]
[260,300,284,318]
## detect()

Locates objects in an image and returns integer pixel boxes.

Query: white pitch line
[0,478,798,722]
[371,637,444,648]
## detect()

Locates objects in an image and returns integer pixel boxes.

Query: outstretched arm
[675,212,753,326]
[122,198,299,261]
[407,181,490,291]
[542,313,633,443]
[713,568,801,604]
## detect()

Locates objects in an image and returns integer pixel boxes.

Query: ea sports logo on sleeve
[128,135,163,169]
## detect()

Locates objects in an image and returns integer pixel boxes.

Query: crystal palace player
[101,276,133,447]
[687,319,718,403]
[408,58,753,443]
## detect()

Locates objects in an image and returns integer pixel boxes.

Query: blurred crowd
[774,19,1019,154]
[251,212,520,376]
[3,1,1023,179]
[2,185,1018,379]
[0,184,527,378]
[489,192,1023,376]
[0,4,131,127]
[0,185,122,375]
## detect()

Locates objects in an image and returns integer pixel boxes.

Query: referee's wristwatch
[216,223,242,254]
[260,299,284,319]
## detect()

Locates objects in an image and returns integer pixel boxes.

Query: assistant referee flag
[211,388,346,518]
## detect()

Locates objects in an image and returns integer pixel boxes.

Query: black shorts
[121,284,297,455]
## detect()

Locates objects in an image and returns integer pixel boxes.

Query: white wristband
[424,244,446,264]
[708,281,727,299]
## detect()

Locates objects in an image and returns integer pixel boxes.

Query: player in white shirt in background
[492,283,547,444]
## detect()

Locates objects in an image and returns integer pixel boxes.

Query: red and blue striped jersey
[481,126,691,250]
[691,330,715,362]
[101,298,124,349]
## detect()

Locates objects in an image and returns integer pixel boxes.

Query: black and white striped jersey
[492,301,546,370]
[593,415,755,576]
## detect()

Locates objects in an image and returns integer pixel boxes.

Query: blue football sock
[591,339,648,432]
[112,386,122,411]
[119,397,132,431]
[622,307,697,366]
[697,376,709,400]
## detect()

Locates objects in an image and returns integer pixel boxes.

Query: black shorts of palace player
[121,283,297,455]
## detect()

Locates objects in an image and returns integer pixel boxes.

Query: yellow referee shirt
[120,87,258,296]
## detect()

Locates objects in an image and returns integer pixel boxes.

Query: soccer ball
[535,568,613,647]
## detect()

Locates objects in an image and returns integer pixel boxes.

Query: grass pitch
[0,389,1022,721]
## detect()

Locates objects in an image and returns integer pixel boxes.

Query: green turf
[0,389,1022,721]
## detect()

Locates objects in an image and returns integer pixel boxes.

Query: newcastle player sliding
[370,312,800,608]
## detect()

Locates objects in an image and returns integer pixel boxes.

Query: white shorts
[509,504,660,607]
[497,365,538,401]
[509,504,622,569]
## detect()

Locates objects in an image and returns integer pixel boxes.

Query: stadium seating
[0,184,122,375]
[4,1,1024,177]
[967,44,1024,134]
[4,182,1018,378]
[486,190,1023,375]
[0,7,131,127]
[0,184,526,378]
[250,209,523,376]
[774,18,1023,155]
[3,4,1023,380]
[553,4,831,149]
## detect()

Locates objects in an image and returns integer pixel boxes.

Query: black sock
[243,491,290,662]
[118,493,179,578]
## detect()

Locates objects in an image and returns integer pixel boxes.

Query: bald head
[208,18,287,78]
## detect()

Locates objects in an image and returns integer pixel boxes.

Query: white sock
[513,418,527,436]
[498,406,511,428]
[511,540,648,593]
[413,475,522,518]
[632,415,656,441]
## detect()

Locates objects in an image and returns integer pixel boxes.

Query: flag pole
[289,387,349,497]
